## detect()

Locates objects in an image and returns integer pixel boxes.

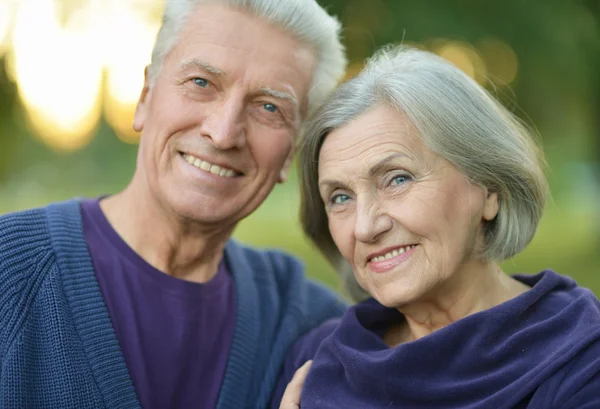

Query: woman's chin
[369,288,409,310]
[363,276,418,310]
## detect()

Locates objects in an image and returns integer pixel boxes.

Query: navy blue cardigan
[0,199,346,408]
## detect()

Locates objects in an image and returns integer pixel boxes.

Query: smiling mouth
[180,152,242,178]
[368,244,418,263]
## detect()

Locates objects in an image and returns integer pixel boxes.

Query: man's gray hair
[299,45,548,301]
[149,0,346,116]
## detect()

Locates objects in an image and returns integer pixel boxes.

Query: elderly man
[0,1,347,408]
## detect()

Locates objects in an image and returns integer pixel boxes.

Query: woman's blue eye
[193,78,209,88]
[391,174,410,186]
[331,194,350,205]
[263,103,278,113]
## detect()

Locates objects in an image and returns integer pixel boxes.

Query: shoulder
[287,317,341,368]
[270,317,341,409]
[518,271,600,407]
[518,270,600,321]
[225,240,348,324]
[542,337,600,408]
[0,200,85,272]
[0,205,59,358]
[0,200,85,355]
[0,205,56,278]
[225,239,310,289]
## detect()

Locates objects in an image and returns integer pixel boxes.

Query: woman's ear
[483,189,499,221]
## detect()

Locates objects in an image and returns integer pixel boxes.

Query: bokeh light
[11,0,103,151]
[5,0,163,150]
[103,3,160,144]
[478,38,519,85]
[0,1,14,56]
[433,40,487,84]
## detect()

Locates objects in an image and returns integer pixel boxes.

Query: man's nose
[200,94,246,150]
[354,193,393,243]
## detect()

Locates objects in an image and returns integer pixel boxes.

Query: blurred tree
[581,0,600,161]
[1,0,599,184]
[321,0,600,170]
[0,58,21,183]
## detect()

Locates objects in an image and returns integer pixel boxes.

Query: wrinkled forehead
[317,105,426,172]
[164,3,316,114]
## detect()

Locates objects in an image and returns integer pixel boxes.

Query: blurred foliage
[0,0,599,297]
[0,62,19,184]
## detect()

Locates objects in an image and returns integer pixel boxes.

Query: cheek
[389,199,439,239]
[149,86,199,132]
[397,187,461,238]
[438,190,482,238]
[249,130,293,170]
[328,216,355,262]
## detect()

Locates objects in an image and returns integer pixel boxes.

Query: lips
[366,244,419,274]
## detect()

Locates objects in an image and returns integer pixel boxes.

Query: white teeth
[182,154,236,178]
[370,245,416,263]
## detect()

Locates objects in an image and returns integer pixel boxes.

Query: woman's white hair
[148,0,346,116]
[300,45,548,302]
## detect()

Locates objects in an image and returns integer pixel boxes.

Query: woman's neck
[384,262,530,347]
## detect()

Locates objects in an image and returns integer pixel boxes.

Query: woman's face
[318,104,499,308]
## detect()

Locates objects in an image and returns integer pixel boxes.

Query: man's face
[134,3,316,226]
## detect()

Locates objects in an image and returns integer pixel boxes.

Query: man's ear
[483,189,499,221]
[133,65,152,132]
[278,148,295,183]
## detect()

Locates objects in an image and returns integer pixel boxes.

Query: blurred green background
[0,0,599,296]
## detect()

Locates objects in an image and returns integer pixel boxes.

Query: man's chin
[168,196,248,226]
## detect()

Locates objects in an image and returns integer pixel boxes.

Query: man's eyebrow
[369,152,412,177]
[259,87,297,106]
[179,59,226,76]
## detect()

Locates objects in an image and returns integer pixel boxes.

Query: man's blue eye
[193,78,208,88]
[263,103,278,113]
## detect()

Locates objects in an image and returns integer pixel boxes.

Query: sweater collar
[214,240,262,408]
[303,270,600,408]
[46,199,141,408]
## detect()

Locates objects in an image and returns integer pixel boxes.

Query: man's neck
[100,183,235,284]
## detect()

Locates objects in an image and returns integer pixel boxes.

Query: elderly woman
[271,46,600,409]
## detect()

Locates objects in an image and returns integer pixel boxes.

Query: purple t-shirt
[80,198,236,409]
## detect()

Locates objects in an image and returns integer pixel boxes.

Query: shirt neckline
[81,197,231,298]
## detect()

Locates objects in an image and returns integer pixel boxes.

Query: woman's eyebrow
[318,178,346,191]
[369,153,412,176]
[319,153,413,188]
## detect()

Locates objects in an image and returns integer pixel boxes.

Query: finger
[280,360,313,409]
